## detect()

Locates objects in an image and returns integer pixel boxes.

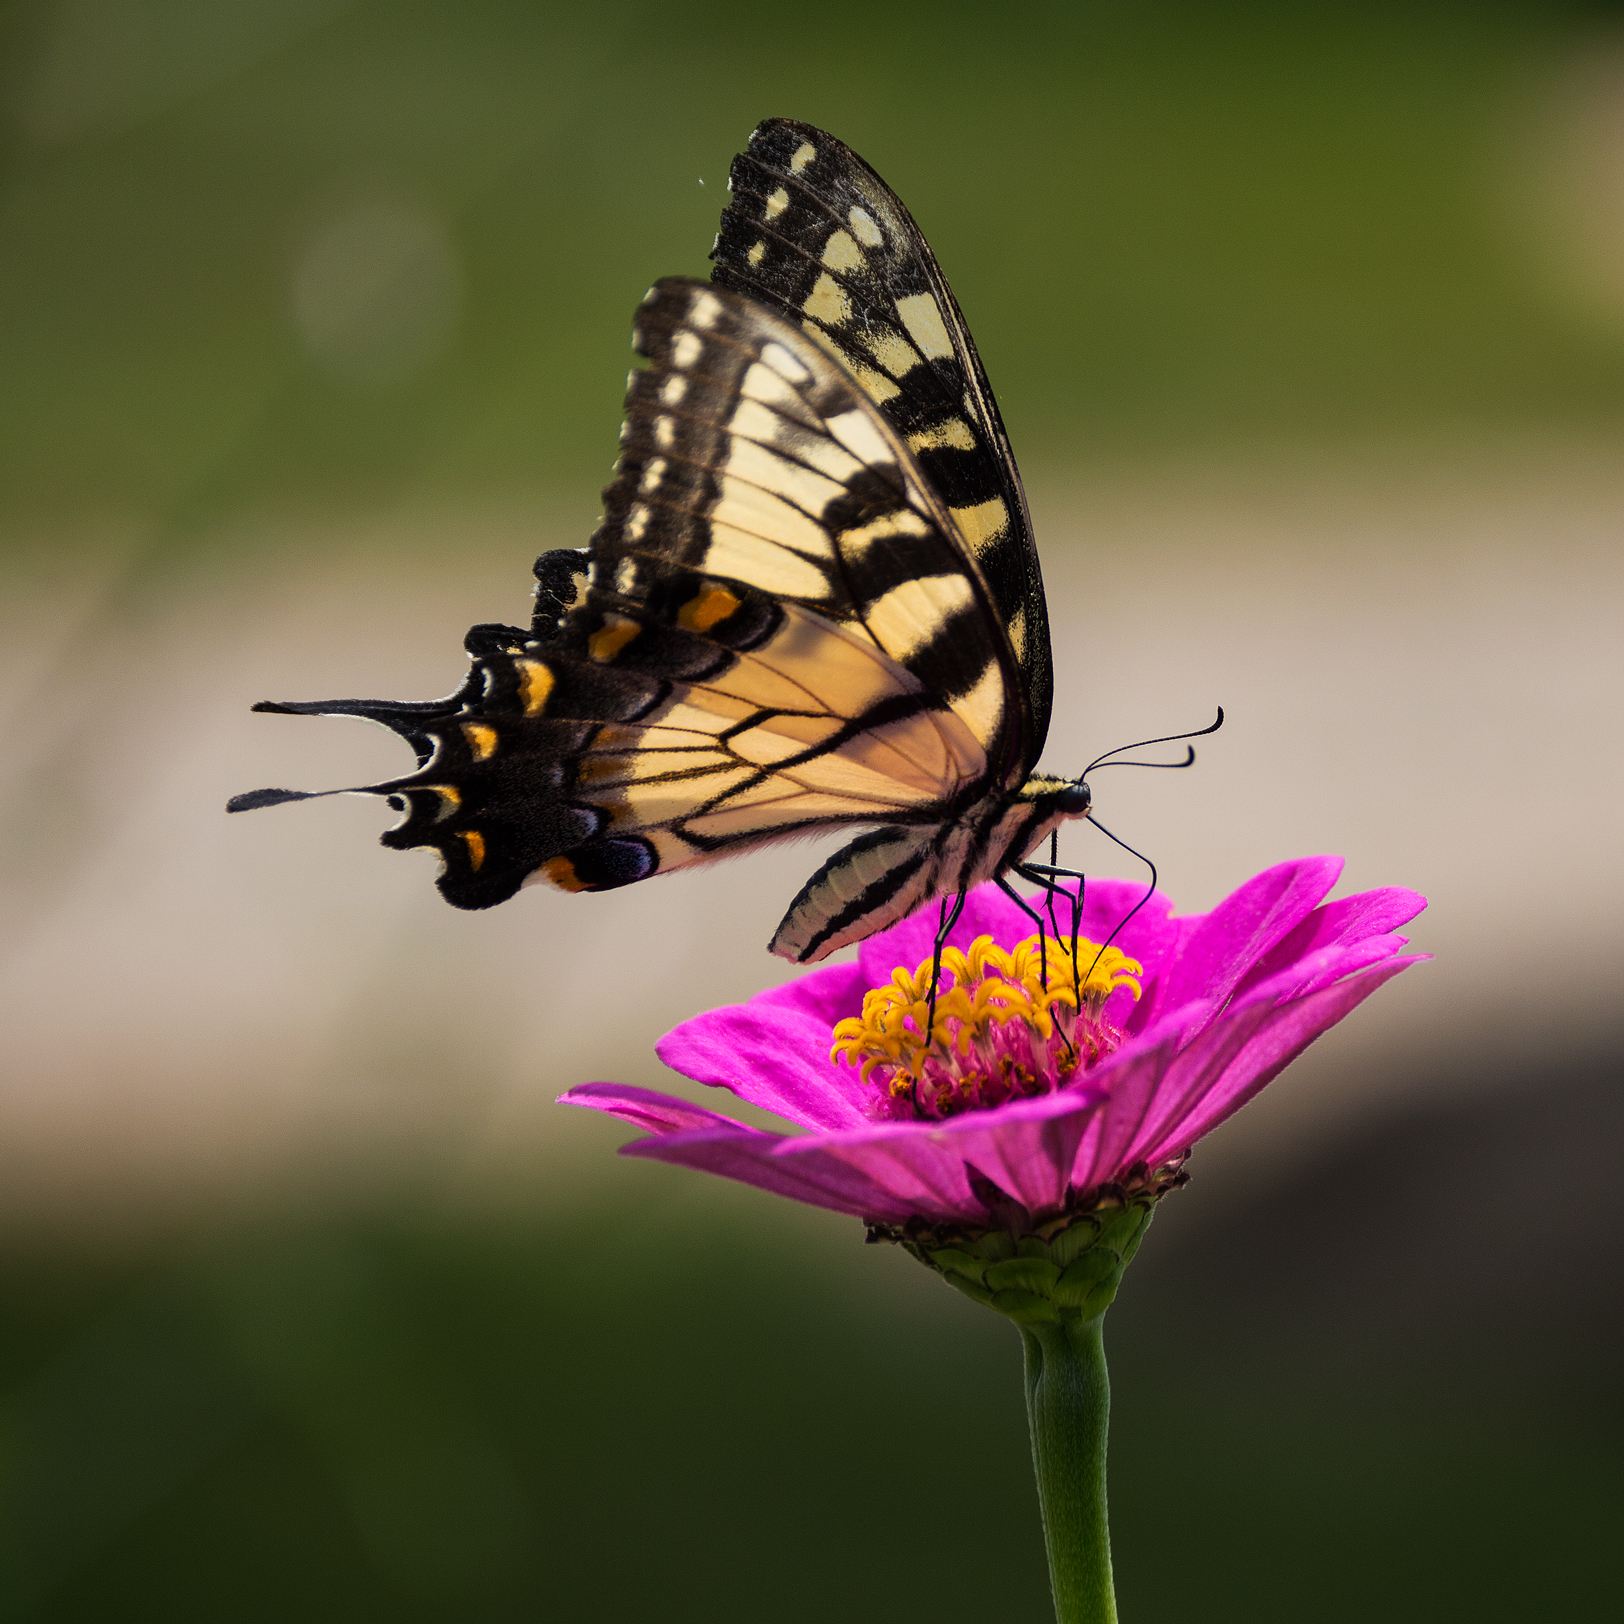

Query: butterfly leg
[1052,830,1081,1006]
[998,873,1086,1065]
[1025,818,1161,987]
[1027,832,1086,1006]
[996,873,1051,985]
[924,889,967,1046]
[1017,853,1090,1008]
[1044,831,1067,944]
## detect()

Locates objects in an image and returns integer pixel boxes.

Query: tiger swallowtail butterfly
[232,118,1113,963]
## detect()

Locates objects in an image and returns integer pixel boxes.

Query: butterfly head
[1019,773,1092,824]
[1057,780,1092,818]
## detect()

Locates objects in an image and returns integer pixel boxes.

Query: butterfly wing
[242,280,1026,955]
[711,117,1053,761]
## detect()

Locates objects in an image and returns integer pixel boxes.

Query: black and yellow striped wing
[234,122,1065,963]
[712,118,1053,755]
[240,277,1030,958]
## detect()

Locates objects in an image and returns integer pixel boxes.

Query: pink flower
[560,858,1426,1231]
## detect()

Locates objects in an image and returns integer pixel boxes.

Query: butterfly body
[235,121,1095,962]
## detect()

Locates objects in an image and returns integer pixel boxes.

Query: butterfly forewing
[605,280,1015,753]
[364,279,1016,917]
[711,117,1053,755]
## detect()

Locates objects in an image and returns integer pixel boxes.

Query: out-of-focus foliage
[2,0,1624,553]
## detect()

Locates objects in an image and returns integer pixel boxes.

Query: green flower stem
[881,1194,1166,1624]
[1022,1313,1116,1624]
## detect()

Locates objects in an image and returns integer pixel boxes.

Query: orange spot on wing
[575,756,625,786]
[589,617,641,662]
[679,584,742,634]
[516,659,555,716]
[540,855,588,892]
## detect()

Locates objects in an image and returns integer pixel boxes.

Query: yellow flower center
[830,932,1143,1121]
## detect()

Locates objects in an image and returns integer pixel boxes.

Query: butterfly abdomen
[769,775,1081,963]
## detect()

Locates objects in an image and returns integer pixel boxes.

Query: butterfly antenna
[1088,746,1197,772]
[1083,707,1224,779]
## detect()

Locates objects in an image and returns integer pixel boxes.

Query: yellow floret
[830,932,1142,1091]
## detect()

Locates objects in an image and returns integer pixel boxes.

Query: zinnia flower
[561,855,1425,1624]
[560,856,1426,1237]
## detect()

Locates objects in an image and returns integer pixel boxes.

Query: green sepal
[1054,1248,1117,1307]
[886,1192,1163,1328]
[922,1246,987,1279]
[967,1231,1018,1263]
[991,1288,1055,1323]
[940,1271,997,1309]
[984,1256,1063,1295]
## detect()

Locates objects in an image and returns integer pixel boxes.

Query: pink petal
[1120,939,1425,1170]
[1070,1003,1216,1190]
[1137,856,1344,1027]
[749,961,867,1026]
[611,1112,996,1224]
[563,1084,966,1221]
[557,1082,762,1137]
[1232,887,1427,1001]
[924,1083,1111,1214]
[656,1005,871,1131]
[621,1124,930,1223]
[1138,955,1426,1164]
[1242,932,1416,1009]
[1123,914,1202,1037]
[1121,999,1285,1170]
[777,1124,985,1223]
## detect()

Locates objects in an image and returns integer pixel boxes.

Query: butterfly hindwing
[361,279,1021,919]
[711,117,1053,757]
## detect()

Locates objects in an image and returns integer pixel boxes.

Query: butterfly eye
[1058,781,1091,817]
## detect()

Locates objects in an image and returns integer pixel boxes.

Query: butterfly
[232,118,1192,964]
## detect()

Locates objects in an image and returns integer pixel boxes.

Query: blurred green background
[9,0,1624,546]
[1,1,1622,1618]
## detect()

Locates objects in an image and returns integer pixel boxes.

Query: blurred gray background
[0,2,1619,1619]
